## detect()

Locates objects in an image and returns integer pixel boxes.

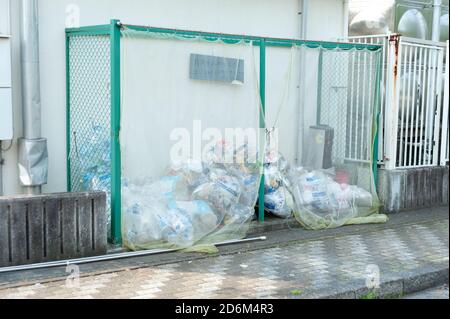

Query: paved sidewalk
[0,211,448,299]
[404,285,449,299]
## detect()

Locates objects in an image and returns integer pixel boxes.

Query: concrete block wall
[0,192,107,267]
[378,166,449,213]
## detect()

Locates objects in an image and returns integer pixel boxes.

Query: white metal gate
[346,35,449,169]
[346,35,390,164]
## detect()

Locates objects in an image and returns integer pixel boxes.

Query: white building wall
[2,0,22,197]
[2,0,346,195]
[0,0,10,34]
[306,0,346,40]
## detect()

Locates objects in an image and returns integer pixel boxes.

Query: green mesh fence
[318,49,377,165]
[314,48,379,194]
[67,35,112,236]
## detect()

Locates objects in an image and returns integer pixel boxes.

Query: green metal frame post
[65,34,71,192]
[110,19,122,245]
[258,39,266,223]
[65,23,121,243]
[372,50,383,185]
[123,24,381,51]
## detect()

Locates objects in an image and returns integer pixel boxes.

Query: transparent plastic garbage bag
[288,167,385,230]
[122,143,261,251]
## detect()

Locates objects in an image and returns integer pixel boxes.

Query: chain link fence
[68,35,112,236]
[318,49,378,165]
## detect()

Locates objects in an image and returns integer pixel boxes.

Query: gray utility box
[303,125,335,170]
[0,192,107,267]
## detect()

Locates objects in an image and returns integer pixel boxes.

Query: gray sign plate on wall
[190,54,244,84]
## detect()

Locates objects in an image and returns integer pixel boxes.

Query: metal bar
[432,48,444,166]
[297,46,306,166]
[401,41,446,50]
[258,38,266,223]
[432,0,442,42]
[404,45,414,167]
[65,24,111,36]
[423,48,433,165]
[347,34,392,40]
[419,48,429,166]
[110,19,122,244]
[64,30,112,37]
[122,24,381,51]
[379,37,387,163]
[373,50,383,185]
[361,50,367,160]
[408,46,417,167]
[367,51,374,161]
[355,46,361,160]
[401,37,447,48]
[316,49,324,125]
[396,164,438,169]
[385,35,402,170]
[65,34,71,192]
[349,49,355,160]
[441,41,449,166]
[19,0,47,194]
[358,47,363,160]
[0,236,267,274]
[426,49,439,165]
[368,50,373,160]
[413,47,424,166]
[399,45,408,167]
[367,40,373,161]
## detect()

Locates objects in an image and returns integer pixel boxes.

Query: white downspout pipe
[20,0,41,140]
[300,0,308,39]
[18,0,48,194]
[343,0,349,38]
[296,0,309,164]
[432,0,442,42]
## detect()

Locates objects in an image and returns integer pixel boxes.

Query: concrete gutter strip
[320,268,449,299]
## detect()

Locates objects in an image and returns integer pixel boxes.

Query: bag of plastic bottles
[122,142,262,251]
[264,187,294,219]
[288,167,384,230]
[263,152,294,218]
[171,200,218,240]
[192,175,242,214]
